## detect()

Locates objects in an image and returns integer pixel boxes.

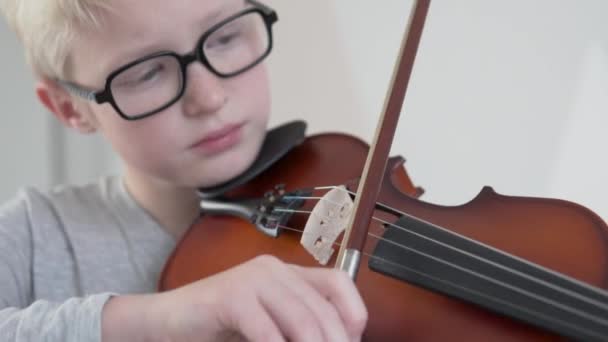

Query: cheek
[95,107,178,172]
[235,65,271,124]
[90,64,273,186]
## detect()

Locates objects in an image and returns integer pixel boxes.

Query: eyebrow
[100,2,246,79]
[199,8,224,29]
[199,1,248,28]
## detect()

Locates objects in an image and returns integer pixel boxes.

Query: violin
[160,1,608,340]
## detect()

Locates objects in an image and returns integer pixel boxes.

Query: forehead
[71,0,246,81]
[104,0,245,35]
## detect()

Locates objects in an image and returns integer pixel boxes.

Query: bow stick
[336,0,432,279]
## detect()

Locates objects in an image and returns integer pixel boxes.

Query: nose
[181,62,227,117]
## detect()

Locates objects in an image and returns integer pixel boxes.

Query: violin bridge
[301,186,353,265]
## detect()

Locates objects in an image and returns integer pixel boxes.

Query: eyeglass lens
[204,11,270,75]
[110,11,270,118]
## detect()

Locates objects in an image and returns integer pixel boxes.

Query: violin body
[160,133,608,341]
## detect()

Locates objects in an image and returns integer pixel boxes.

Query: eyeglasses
[58,0,277,121]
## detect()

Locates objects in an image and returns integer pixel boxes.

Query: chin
[194,135,264,188]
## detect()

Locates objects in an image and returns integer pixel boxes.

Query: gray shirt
[0,176,176,341]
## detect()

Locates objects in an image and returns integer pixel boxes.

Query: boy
[0,0,367,341]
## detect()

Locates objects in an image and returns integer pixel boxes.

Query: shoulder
[0,176,123,233]
[45,176,121,212]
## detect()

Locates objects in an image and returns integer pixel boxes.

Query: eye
[137,64,164,83]
[207,30,242,50]
[206,18,247,51]
[216,32,238,46]
[115,63,165,88]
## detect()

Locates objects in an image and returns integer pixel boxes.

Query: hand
[155,255,367,342]
[102,255,367,342]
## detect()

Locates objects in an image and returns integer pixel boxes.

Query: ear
[35,79,98,134]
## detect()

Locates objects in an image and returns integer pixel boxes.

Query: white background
[1,1,607,221]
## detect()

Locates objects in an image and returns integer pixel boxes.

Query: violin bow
[336,0,432,279]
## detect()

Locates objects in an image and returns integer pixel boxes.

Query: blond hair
[0,0,112,79]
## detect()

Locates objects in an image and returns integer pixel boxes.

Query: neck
[122,168,200,240]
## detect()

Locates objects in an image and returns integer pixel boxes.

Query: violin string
[362,251,608,339]
[295,186,608,303]
[367,229,608,326]
[276,193,608,323]
[277,221,607,338]
[370,215,608,312]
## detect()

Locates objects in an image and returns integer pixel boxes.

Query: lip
[189,123,244,155]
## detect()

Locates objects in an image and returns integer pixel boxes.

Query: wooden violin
[160,1,608,340]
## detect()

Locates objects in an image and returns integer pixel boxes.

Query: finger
[291,266,368,340]
[258,279,325,342]
[271,265,351,342]
[230,296,285,342]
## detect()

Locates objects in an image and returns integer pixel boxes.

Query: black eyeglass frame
[58,0,277,121]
